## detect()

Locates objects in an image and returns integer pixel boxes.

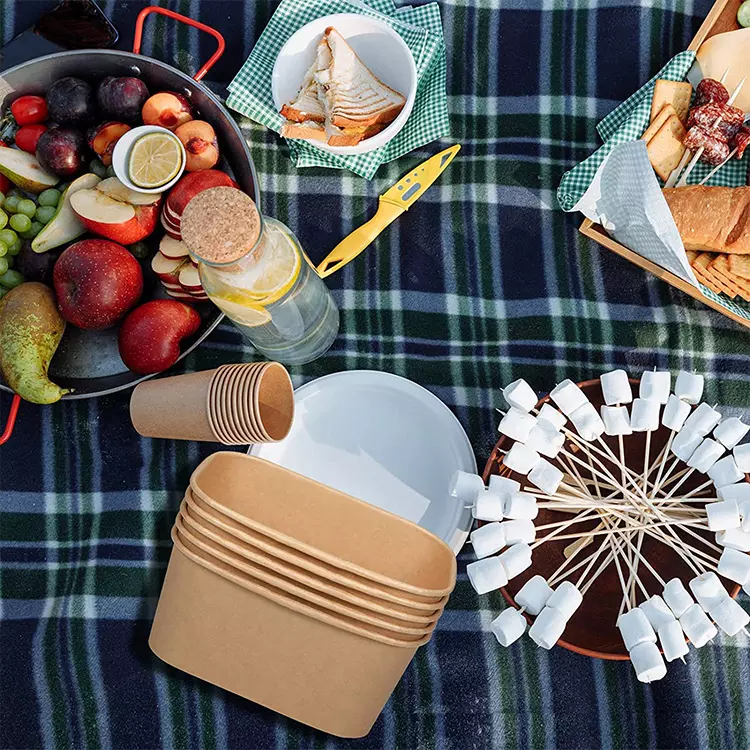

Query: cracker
[692,253,733,297]
[647,114,687,181]
[651,80,693,123]
[642,104,677,143]
[711,255,750,300]
[728,254,750,281]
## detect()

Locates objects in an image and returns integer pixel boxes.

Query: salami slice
[734,126,750,160]
[687,102,744,140]
[684,126,731,165]
[694,78,730,108]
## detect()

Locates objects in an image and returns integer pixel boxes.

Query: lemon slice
[241,228,302,305]
[212,296,271,328]
[129,132,183,189]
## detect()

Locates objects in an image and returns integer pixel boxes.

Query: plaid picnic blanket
[2,1,750,748]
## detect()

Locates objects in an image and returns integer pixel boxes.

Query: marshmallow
[735,443,750,473]
[639,595,675,630]
[473,490,505,521]
[489,475,521,497]
[689,572,729,611]
[515,575,553,615]
[537,403,567,432]
[498,408,537,443]
[663,394,691,432]
[600,369,633,406]
[629,641,667,683]
[502,443,540,475]
[708,456,744,488]
[467,557,508,595]
[714,418,750,451]
[450,471,485,504]
[663,578,694,618]
[687,438,724,473]
[490,607,527,646]
[504,492,538,520]
[671,428,703,463]
[525,424,565,459]
[630,398,660,432]
[674,370,704,405]
[683,403,723,436]
[658,619,689,663]
[617,608,657,650]
[503,379,538,413]
[550,379,588,417]
[680,603,718,647]
[718,483,750,503]
[499,542,532,579]
[569,402,606,441]
[501,519,536,545]
[527,458,564,496]
[470,522,507,559]
[545,581,583,619]
[717,547,750,585]
[706,499,741,532]
[640,370,671,404]
[528,606,567,649]
[601,405,632,436]
[717,527,750,551]
[709,596,750,636]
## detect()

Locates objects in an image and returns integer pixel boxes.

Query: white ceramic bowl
[111,125,186,194]
[271,13,417,156]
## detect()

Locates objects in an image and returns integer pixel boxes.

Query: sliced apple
[163,202,183,224]
[152,251,188,285]
[160,211,181,240]
[0,147,58,193]
[178,264,203,292]
[96,177,161,205]
[32,173,102,253]
[159,235,189,260]
[70,188,159,244]
[166,288,206,303]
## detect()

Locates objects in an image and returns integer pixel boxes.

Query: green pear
[0,148,58,194]
[0,282,69,404]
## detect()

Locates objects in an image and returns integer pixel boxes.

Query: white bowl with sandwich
[272,13,417,155]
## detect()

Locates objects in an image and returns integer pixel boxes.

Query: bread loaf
[662,186,750,255]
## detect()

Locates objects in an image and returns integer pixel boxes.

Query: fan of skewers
[453,370,750,683]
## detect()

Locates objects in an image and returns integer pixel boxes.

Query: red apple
[70,187,160,244]
[118,299,201,374]
[151,251,187,285]
[159,235,189,260]
[165,169,237,218]
[54,239,143,329]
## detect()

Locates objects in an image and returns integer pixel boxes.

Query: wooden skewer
[698,146,738,185]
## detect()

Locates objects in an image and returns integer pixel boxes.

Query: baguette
[662,186,750,255]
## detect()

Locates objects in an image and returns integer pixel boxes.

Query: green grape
[106,165,116,178]
[128,241,150,259]
[6,188,22,200]
[90,159,108,179]
[38,189,62,207]
[0,210,7,230]
[23,221,43,238]
[0,229,17,247]
[0,269,24,288]
[5,255,12,269]
[0,258,9,276]
[9,213,31,233]
[3,195,20,213]
[739,0,750,26]
[35,205,57,224]
[7,239,21,256]
[0,241,7,258]
[16,199,37,218]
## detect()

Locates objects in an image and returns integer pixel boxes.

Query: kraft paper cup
[150,531,426,737]
[185,488,448,612]
[217,365,251,443]
[175,513,435,637]
[130,370,219,442]
[189,453,456,598]
[208,364,249,444]
[180,498,441,624]
[253,362,294,442]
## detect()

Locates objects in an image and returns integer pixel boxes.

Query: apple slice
[161,211,181,240]
[0,147,58,193]
[178,264,203,292]
[166,288,204,303]
[163,202,182,225]
[159,235,189,260]
[70,188,159,244]
[96,177,161,206]
[152,251,188,285]
[32,173,102,253]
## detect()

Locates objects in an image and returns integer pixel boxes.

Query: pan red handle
[0,394,21,446]
[132,7,226,82]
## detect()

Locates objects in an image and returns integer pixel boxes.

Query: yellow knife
[316,144,461,278]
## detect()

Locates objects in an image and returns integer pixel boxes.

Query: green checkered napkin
[557,50,750,322]
[226,0,449,180]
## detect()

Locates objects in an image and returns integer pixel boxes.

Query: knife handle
[317,199,404,279]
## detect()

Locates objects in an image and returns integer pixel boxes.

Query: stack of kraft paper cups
[149,452,457,738]
[129,362,294,444]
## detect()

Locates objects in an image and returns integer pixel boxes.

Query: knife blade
[317,144,461,278]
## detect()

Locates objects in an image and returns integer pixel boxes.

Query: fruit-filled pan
[0,7,260,402]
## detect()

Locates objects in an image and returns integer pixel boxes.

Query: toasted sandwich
[279,26,406,147]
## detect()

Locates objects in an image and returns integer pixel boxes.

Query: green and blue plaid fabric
[2,1,750,748]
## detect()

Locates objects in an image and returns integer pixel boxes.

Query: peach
[87,122,131,166]
[175,120,219,171]
[142,92,194,131]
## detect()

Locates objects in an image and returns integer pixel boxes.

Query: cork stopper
[180,187,261,264]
